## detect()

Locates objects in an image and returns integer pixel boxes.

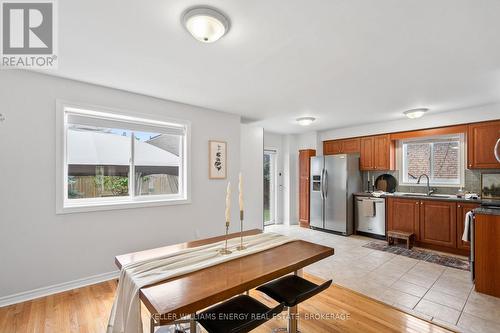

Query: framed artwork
[209,140,227,179]
[481,173,500,201]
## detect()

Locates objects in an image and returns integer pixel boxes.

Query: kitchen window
[56,102,190,213]
[400,135,464,186]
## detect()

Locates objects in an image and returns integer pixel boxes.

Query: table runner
[107,232,295,333]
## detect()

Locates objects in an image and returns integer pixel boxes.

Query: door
[342,138,361,153]
[374,135,391,170]
[387,197,420,237]
[309,156,324,228]
[467,121,500,169]
[457,203,479,250]
[324,155,348,233]
[263,150,277,226]
[360,137,374,170]
[324,140,343,155]
[419,200,457,248]
[299,149,315,227]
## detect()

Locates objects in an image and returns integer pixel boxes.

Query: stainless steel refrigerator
[310,154,361,235]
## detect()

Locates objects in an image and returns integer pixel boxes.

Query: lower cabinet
[387,197,420,236]
[387,197,476,255]
[419,200,456,248]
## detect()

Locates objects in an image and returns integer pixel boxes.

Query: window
[57,103,190,213]
[401,135,464,186]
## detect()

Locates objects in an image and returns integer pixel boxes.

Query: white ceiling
[53,0,500,133]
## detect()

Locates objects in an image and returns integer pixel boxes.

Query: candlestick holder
[236,211,247,251]
[219,224,232,255]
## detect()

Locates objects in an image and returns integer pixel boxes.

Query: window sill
[399,183,463,188]
[57,197,191,214]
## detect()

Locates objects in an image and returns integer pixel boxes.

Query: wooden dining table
[114,228,334,333]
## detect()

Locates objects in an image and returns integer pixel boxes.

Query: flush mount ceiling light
[296,117,316,126]
[182,7,230,43]
[403,108,428,119]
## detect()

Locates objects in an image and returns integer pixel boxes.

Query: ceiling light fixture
[403,108,428,119]
[182,7,230,43]
[296,117,316,126]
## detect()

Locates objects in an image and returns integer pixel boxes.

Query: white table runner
[107,232,295,333]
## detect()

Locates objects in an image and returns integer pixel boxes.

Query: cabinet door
[467,121,500,169]
[457,203,479,250]
[360,137,374,170]
[387,198,419,237]
[299,150,315,227]
[324,140,343,155]
[374,134,394,170]
[419,200,457,248]
[342,138,360,153]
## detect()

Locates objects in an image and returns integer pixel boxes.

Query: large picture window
[57,103,189,213]
[401,135,464,186]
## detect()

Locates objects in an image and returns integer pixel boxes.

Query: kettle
[495,138,500,163]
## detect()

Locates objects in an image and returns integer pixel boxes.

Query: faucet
[417,174,435,196]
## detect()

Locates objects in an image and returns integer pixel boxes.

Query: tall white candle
[225,182,231,226]
[239,172,244,212]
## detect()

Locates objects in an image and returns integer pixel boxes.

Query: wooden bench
[387,230,415,249]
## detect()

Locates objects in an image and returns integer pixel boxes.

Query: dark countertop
[474,207,500,216]
[353,192,482,204]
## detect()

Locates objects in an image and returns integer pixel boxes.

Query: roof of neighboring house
[67,130,179,166]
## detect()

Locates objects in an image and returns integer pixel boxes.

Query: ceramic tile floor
[265,224,500,333]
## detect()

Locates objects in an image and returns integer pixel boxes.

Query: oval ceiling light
[403,108,428,119]
[296,117,316,126]
[183,7,230,43]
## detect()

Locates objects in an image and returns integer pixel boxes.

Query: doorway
[264,149,277,226]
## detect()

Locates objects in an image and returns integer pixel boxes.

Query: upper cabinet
[467,120,500,169]
[324,138,360,155]
[360,134,395,171]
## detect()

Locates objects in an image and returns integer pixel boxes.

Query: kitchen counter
[354,192,481,203]
[474,207,500,216]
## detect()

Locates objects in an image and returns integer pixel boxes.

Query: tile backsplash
[362,169,498,195]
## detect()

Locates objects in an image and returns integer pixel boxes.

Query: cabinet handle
[458,204,461,208]
[420,201,423,205]
[416,202,419,205]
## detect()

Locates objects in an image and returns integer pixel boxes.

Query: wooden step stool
[387,230,415,249]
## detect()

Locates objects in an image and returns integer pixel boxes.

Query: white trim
[55,100,192,214]
[0,270,119,308]
[398,133,465,187]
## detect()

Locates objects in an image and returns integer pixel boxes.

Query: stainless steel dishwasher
[355,196,386,237]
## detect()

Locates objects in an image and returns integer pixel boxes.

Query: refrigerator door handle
[324,169,328,198]
[319,168,325,199]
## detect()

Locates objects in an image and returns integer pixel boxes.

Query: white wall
[319,103,500,140]
[263,131,284,224]
[0,71,257,301]
[241,125,264,228]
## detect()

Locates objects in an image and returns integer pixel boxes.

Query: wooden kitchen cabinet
[387,197,420,237]
[419,200,457,249]
[457,203,480,251]
[475,212,500,298]
[323,138,360,155]
[299,149,316,227]
[359,134,395,171]
[467,120,500,169]
[360,137,374,170]
[323,140,343,155]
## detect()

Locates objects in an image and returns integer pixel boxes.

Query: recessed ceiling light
[296,117,316,126]
[182,7,230,43]
[403,108,428,119]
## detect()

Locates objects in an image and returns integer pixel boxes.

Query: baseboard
[0,270,119,308]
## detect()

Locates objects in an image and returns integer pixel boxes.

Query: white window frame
[398,134,465,187]
[56,100,191,214]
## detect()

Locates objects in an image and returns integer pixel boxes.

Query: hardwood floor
[0,274,453,333]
